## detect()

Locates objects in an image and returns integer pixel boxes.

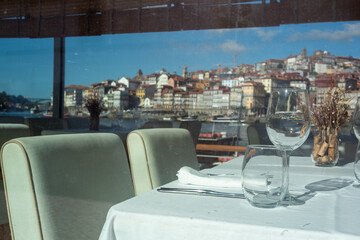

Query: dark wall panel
[0,0,359,38]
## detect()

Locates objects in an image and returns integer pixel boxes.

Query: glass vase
[89,113,100,131]
[311,127,339,166]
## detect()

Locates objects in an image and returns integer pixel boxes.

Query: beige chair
[0,116,24,124]
[25,117,69,136]
[141,120,172,129]
[246,124,272,145]
[247,125,262,145]
[0,124,30,235]
[179,121,202,147]
[0,124,30,148]
[1,133,134,240]
[127,128,199,195]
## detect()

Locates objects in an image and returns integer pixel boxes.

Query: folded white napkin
[177,166,242,188]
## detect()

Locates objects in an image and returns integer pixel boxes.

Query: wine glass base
[280,194,305,206]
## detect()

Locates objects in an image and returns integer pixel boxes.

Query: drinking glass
[351,97,360,182]
[242,145,288,208]
[266,88,311,202]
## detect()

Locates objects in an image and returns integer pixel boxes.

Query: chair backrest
[247,124,273,145]
[179,121,202,147]
[0,124,30,148]
[247,125,262,145]
[1,133,134,240]
[127,128,199,196]
[0,180,8,225]
[0,124,30,177]
[0,124,30,229]
[24,117,69,136]
[0,116,25,124]
[141,120,172,129]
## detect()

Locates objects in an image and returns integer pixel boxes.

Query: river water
[0,111,249,145]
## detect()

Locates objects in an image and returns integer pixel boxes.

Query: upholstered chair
[0,123,30,227]
[179,121,202,147]
[0,116,25,124]
[246,125,262,145]
[0,124,30,149]
[141,120,172,129]
[1,133,134,240]
[127,128,199,195]
[24,117,69,136]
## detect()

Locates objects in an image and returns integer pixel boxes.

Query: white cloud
[206,29,234,36]
[255,28,280,42]
[220,40,246,53]
[288,23,360,42]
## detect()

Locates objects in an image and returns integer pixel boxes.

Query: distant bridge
[26,98,51,103]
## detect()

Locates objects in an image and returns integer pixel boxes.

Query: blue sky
[0,21,360,98]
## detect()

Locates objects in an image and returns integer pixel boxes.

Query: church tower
[301,48,307,58]
[182,66,188,78]
[137,69,143,77]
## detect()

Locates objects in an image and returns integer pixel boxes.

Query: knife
[157,187,245,199]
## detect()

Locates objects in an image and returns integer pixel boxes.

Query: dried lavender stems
[85,96,104,116]
[85,96,104,130]
[311,88,350,165]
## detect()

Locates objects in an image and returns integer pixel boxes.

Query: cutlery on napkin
[177,166,267,188]
[157,187,245,199]
[177,166,242,188]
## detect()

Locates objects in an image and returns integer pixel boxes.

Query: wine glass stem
[284,150,291,197]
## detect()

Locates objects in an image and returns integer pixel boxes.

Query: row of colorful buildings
[61,49,360,116]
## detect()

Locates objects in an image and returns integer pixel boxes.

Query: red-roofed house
[64,85,89,113]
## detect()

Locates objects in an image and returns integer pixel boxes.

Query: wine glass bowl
[352,97,360,182]
[266,88,311,151]
[242,145,288,208]
[352,97,360,141]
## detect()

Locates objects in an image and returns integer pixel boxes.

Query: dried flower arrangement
[311,87,350,165]
[85,95,104,130]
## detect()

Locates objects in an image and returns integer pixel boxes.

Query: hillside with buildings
[61,48,360,119]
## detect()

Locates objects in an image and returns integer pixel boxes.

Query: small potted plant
[85,95,104,131]
[311,88,350,166]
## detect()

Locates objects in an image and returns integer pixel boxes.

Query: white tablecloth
[99,157,360,240]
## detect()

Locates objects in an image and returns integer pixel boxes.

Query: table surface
[99,157,360,240]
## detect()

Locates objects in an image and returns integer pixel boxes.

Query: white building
[315,63,329,74]
[107,85,129,110]
[144,98,153,108]
[230,87,243,109]
[118,77,130,88]
[157,73,169,87]
[221,78,241,88]
[286,56,297,71]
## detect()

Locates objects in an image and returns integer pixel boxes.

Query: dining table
[98,156,360,240]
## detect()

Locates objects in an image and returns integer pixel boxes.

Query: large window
[0,39,53,116]
[1,22,360,133]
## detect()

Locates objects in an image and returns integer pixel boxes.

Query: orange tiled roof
[65,84,89,90]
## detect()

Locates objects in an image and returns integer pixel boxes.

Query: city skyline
[0,21,360,98]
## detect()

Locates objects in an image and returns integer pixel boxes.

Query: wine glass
[242,145,288,208]
[351,97,360,183]
[266,88,311,203]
